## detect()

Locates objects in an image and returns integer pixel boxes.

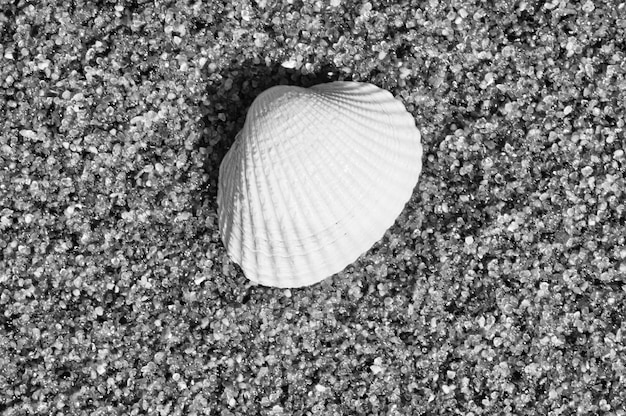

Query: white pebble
[281,60,297,69]
[581,166,593,177]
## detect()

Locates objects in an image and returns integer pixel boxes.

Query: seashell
[217,81,423,288]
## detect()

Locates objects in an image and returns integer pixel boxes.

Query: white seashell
[217,81,423,288]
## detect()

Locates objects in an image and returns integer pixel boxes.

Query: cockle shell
[217,81,422,288]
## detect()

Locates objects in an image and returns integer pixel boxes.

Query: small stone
[442,384,456,394]
[399,67,411,79]
[64,205,75,217]
[370,357,384,374]
[241,7,252,21]
[19,130,38,139]
[370,364,384,374]
[582,0,595,12]
[281,60,297,69]
[581,166,593,177]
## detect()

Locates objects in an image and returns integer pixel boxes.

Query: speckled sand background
[1,0,626,415]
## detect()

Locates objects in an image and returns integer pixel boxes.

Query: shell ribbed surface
[217,81,423,288]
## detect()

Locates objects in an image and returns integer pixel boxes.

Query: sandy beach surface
[1,0,625,414]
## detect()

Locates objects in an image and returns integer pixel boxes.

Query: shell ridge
[236,95,328,285]
[310,81,376,95]
[218,81,423,287]
[305,86,421,265]
[219,138,248,258]
[306,113,374,239]
[243,121,279,282]
[253,116,289,285]
[314,84,396,107]
[316,93,412,153]
[219,142,240,251]
[265,108,322,282]
[234,129,257,280]
[246,115,295,284]
[375,95,413,183]
[314,102,397,167]
[371,95,422,182]
[270,97,350,254]
[219,145,244,274]
[295,93,363,238]
[251,93,336,248]
[321,115,398,202]
[266,85,416,242]
[240,94,376,260]
[285,101,340,243]
[317,84,411,115]
[295,114,402,265]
